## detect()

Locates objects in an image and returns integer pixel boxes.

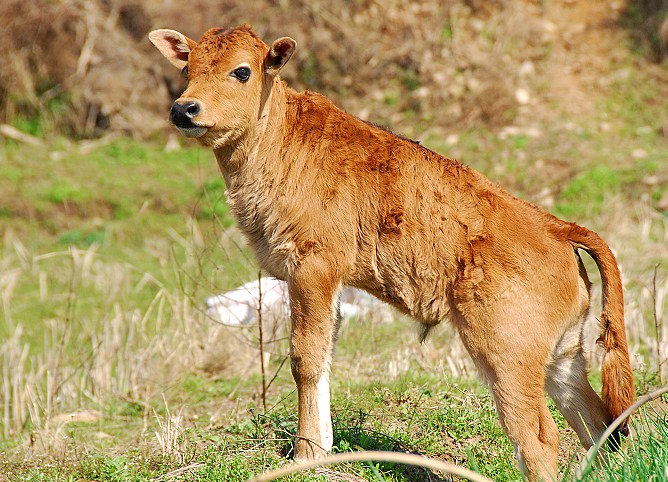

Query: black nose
[170,100,201,127]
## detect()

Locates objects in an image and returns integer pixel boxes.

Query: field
[1,1,668,481]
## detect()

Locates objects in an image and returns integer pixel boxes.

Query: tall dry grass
[0,229,209,452]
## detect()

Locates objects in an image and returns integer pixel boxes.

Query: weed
[197,178,233,226]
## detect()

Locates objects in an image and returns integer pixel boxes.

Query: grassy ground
[1,60,668,482]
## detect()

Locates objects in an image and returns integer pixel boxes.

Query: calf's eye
[231,66,251,82]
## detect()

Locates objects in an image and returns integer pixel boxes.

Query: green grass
[0,137,234,236]
[332,378,520,480]
[577,406,668,482]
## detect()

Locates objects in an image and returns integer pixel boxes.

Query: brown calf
[148,24,634,480]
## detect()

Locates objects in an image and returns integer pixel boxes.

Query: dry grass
[0,0,170,137]
[0,233,204,447]
[154,396,190,464]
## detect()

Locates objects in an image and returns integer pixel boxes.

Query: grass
[577,405,668,481]
[1,58,667,482]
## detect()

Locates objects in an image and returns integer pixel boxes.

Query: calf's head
[148,25,296,147]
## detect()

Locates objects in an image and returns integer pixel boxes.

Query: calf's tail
[564,223,635,438]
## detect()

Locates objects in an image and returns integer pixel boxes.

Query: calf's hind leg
[487,358,560,480]
[545,323,610,449]
[546,256,610,450]
[288,257,342,461]
[454,309,560,480]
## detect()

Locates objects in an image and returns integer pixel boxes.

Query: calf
[149,24,634,480]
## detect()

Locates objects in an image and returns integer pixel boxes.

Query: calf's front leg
[288,258,342,461]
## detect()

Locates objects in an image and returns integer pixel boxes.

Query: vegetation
[1,0,667,481]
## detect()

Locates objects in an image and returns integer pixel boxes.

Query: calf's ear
[148,29,197,69]
[264,37,297,76]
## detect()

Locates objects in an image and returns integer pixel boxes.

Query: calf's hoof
[294,438,329,462]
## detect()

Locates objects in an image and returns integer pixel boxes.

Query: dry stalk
[246,450,494,482]
[75,2,97,79]
[50,249,78,404]
[0,124,45,146]
[154,395,186,463]
[1,328,30,437]
[1,267,21,333]
[257,270,267,413]
[264,355,290,394]
[652,264,664,384]
[151,462,205,481]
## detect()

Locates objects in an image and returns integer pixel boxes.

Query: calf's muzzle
[170,100,201,126]
[169,100,206,137]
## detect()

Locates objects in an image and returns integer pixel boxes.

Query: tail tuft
[600,325,635,428]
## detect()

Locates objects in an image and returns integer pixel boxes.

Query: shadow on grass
[265,410,451,482]
[334,423,452,482]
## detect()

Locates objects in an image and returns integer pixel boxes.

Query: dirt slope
[0,0,664,138]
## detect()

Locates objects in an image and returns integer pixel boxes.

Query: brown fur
[148,25,635,480]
